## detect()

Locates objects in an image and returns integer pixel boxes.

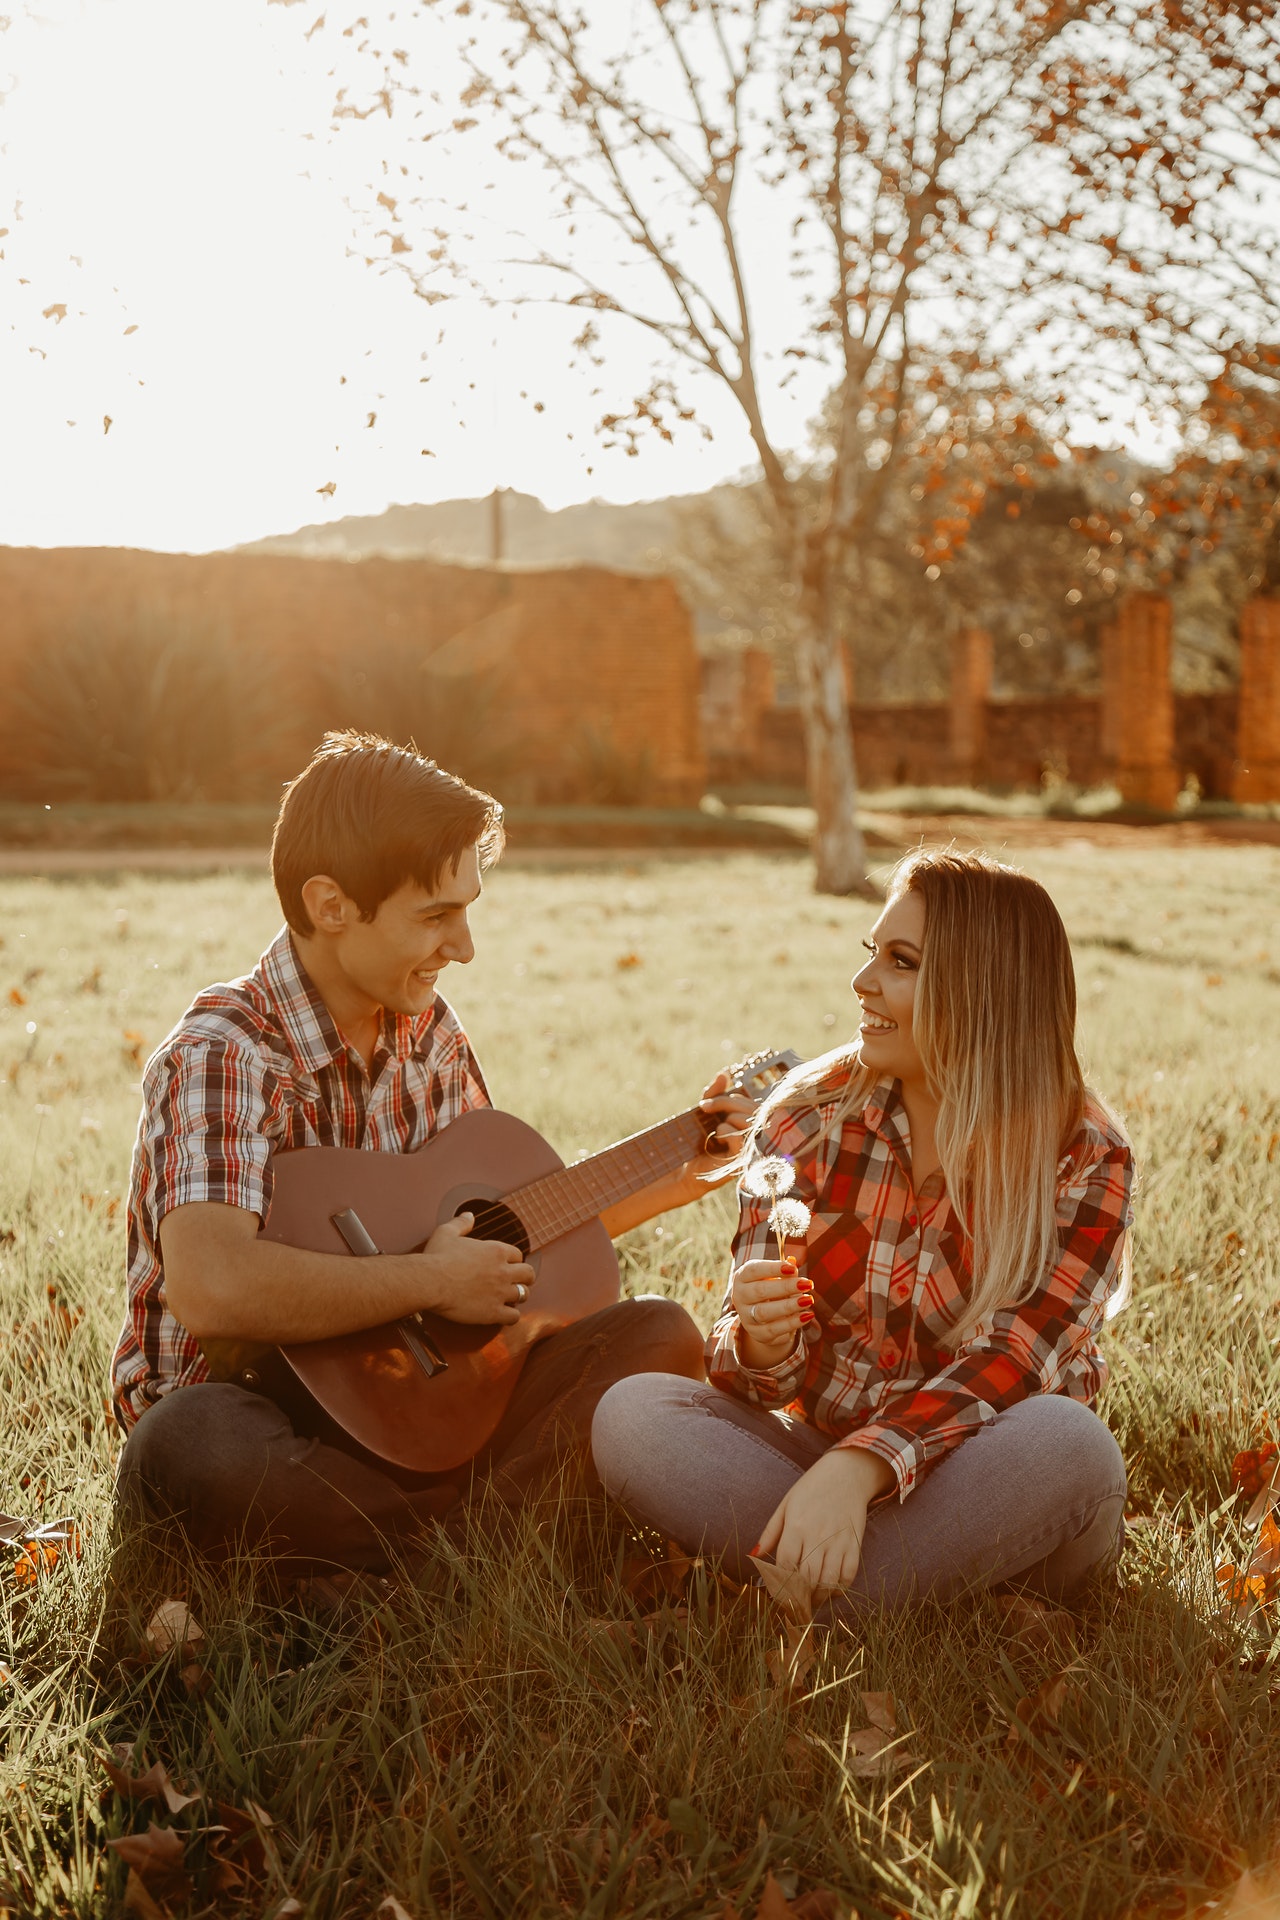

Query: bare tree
[347,0,1280,892]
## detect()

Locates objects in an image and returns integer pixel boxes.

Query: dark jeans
[117,1296,704,1572]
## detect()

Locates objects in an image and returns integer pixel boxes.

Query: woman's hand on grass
[754,1446,896,1619]
[732,1256,812,1367]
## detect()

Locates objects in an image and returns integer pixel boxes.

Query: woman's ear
[299,874,352,936]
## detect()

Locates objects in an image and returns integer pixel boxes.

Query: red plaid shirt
[707,1064,1133,1500]
[112,928,490,1431]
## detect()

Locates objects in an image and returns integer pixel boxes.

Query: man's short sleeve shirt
[111,928,491,1431]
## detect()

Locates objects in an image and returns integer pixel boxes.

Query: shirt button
[879,1342,899,1368]
[891,1279,910,1302]
[906,1213,918,1231]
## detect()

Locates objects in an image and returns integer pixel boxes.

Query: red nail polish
[781,1256,798,1275]
[750,1542,761,1556]
[799,1310,815,1324]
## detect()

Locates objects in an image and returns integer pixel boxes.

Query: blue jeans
[591,1375,1126,1614]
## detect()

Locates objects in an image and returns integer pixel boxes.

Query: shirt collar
[260,928,440,1075]
[860,1076,909,1141]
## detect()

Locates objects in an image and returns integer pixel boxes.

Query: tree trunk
[792,617,876,897]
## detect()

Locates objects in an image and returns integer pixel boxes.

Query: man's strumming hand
[417,1212,534,1326]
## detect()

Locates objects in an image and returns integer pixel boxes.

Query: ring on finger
[514,1282,528,1304]
[750,1302,761,1324]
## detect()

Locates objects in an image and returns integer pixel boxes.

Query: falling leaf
[316,481,337,497]
[103,415,112,435]
[124,324,138,335]
[42,303,67,322]
[616,952,642,970]
[105,1825,191,1905]
[8,989,26,1005]
[144,1600,205,1660]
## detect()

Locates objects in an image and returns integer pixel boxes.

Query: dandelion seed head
[768,1198,812,1241]
[742,1154,795,1201]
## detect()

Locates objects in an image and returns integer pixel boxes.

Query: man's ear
[300,875,353,936]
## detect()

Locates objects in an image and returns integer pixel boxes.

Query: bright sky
[0,0,765,553]
[2,0,1189,555]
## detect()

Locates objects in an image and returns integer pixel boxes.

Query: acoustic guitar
[201,1049,800,1474]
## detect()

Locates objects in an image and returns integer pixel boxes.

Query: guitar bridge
[401,1315,449,1379]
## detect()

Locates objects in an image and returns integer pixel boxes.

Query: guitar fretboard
[507,1109,711,1251]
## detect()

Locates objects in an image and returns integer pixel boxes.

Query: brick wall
[0,546,706,803]
[711,689,1240,797]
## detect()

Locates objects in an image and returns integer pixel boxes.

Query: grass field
[1,842,1279,1919]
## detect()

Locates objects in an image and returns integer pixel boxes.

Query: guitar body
[199,1049,799,1477]
[261,1110,617,1473]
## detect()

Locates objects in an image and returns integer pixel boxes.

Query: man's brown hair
[272,731,505,935]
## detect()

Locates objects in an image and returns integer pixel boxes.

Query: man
[114,731,747,1571]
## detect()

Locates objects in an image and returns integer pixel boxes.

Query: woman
[591,850,1133,1619]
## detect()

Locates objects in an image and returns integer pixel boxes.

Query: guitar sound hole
[455,1197,530,1257]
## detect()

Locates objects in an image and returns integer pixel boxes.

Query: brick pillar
[740,647,776,758]
[1113,593,1178,810]
[1098,616,1122,769]
[949,626,993,784]
[1233,596,1280,802]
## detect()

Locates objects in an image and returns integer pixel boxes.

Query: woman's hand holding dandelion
[733,1155,814,1369]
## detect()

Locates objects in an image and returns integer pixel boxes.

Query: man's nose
[443,918,475,965]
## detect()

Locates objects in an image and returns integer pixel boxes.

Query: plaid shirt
[707,1064,1133,1501]
[112,928,491,1431]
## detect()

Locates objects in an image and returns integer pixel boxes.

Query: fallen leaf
[861,1691,896,1733]
[1007,1670,1072,1745]
[179,1661,210,1698]
[750,1552,812,1621]
[995,1592,1078,1657]
[619,1538,697,1606]
[7,988,25,1006]
[1218,1867,1280,1918]
[790,1895,843,1920]
[378,1899,415,1920]
[121,1870,165,1920]
[144,1600,204,1660]
[275,1901,305,1918]
[756,1873,795,1920]
[106,1825,191,1905]
[616,951,642,969]
[1218,1511,1280,1618]
[102,1747,202,1815]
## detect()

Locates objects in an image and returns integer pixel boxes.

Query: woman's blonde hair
[757,848,1122,1341]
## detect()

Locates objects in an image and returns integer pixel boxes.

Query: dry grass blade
[765,1619,817,1694]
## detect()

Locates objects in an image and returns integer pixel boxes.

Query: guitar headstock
[725,1049,804,1106]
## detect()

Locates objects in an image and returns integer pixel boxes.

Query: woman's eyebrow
[887,939,921,954]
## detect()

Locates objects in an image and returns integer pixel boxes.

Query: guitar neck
[508,1108,711,1251]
